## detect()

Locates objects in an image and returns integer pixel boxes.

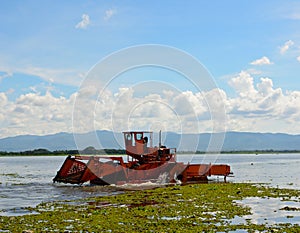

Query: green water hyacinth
[0,183,299,232]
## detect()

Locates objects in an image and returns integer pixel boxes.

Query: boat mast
[159,130,162,148]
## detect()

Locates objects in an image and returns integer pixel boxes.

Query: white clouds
[227,68,300,133]
[0,91,76,138]
[104,9,116,21]
[0,93,8,106]
[173,92,196,115]
[0,64,84,87]
[257,78,274,97]
[74,9,116,30]
[75,14,90,29]
[250,56,273,66]
[1,70,300,138]
[275,39,300,64]
[228,71,257,98]
[226,70,300,133]
[279,40,294,54]
[278,40,300,63]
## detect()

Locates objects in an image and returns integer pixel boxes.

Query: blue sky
[1,0,300,137]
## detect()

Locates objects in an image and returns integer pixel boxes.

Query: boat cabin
[123,131,175,163]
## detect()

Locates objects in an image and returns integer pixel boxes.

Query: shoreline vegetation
[0,147,300,156]
[0,183,299,232]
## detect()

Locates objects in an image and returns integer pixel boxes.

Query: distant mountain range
[0,131,299,152]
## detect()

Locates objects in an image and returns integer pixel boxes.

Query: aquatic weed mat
[0,183,299,232]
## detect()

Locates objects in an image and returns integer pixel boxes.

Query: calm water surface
[0,153,299,223]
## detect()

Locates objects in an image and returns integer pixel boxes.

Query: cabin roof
[122,131,153,134]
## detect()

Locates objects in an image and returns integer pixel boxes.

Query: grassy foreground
[0,183,299,232]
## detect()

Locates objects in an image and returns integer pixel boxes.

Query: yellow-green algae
[0,183,299,232]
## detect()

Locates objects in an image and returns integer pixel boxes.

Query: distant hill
[0,131,299,152]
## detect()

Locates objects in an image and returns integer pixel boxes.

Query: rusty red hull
[53,155,232,185]
[54,131,232,185]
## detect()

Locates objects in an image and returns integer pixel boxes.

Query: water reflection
[234,197,300,225]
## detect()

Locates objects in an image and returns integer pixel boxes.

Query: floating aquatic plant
[0,183,299,232]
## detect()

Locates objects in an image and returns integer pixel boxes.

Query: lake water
[0,153,299,224]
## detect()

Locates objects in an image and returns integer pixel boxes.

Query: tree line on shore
[0,146,299,156]
[0,147,126,156]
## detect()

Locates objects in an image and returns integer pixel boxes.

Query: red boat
[53,131,232,185]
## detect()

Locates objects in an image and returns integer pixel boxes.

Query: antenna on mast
[159,130,162,148]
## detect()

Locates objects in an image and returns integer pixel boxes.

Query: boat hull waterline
[53,131,232,185]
